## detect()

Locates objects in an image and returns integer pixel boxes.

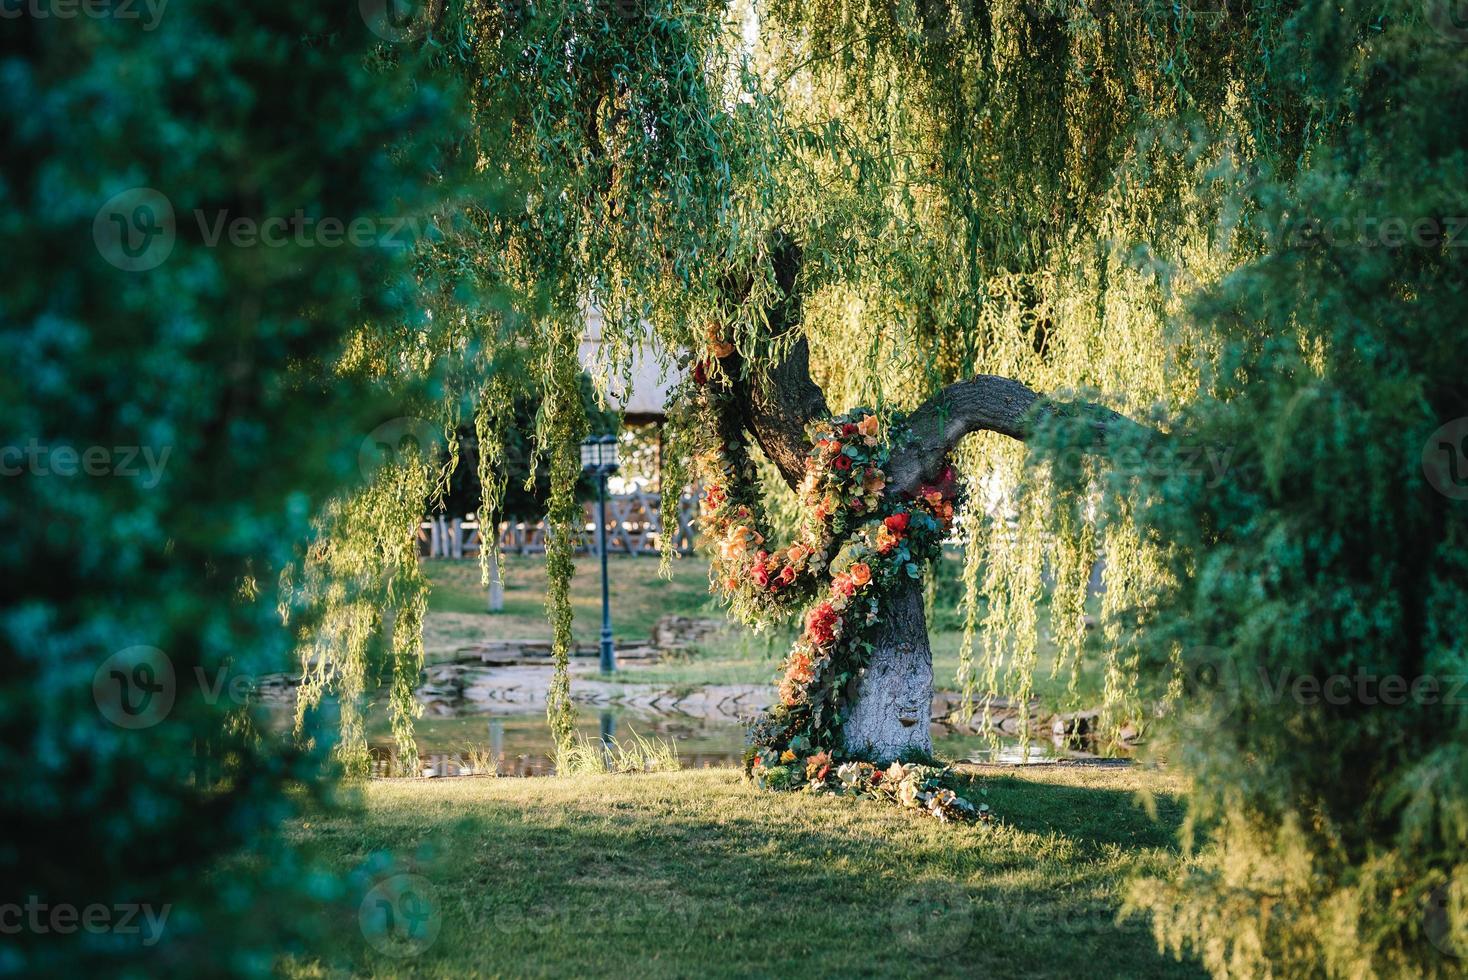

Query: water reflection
[364,707,1125,778]
[599,710,616,764]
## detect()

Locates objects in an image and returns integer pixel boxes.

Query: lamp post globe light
[581,433,619,674]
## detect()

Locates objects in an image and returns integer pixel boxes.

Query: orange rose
[849,562,872,587]
[705,323,735,359]
[787,543,809,564]
[719,524,762,561]
[857,413,879,437]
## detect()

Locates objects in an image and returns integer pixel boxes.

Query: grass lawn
[284,765,1201,978]
[422,555,1111,710]
[421,554,719,657]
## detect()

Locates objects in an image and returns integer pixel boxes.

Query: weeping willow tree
[295,0,1466,972]
[745,1,1468,971]
[289,0,786,774]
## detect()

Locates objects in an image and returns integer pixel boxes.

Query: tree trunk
[841,578,933,761]
[486,552,504,613]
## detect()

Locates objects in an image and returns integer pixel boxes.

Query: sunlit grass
[555,726,681,776]
[283,765,1201,978]
[422,555,716,656]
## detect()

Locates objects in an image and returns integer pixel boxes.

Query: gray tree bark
[840,578,934,760]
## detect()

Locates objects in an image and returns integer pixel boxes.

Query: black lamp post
[580,433,619,674]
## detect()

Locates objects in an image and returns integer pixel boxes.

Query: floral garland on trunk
[683,335,986,825]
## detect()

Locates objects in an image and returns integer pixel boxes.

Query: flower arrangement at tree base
[749,754,992,825]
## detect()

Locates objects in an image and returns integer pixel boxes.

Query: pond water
[364,707,1124,778]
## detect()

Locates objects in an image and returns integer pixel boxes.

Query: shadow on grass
[295,773,1204,979]
[970,770,1187,853]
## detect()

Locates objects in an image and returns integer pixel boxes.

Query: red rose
[841,423,858,436]
[884,512,910,534]
[751,565,770,587]
[832,454,852,471]
[871,769,883,784]
[693,359,710,385]
[805,601,840,647]
[779,566,797,584]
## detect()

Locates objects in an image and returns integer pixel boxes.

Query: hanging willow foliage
[290,0,785,764]
[290,1,1465,972]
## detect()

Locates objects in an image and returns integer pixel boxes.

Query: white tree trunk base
[841,580,933,762]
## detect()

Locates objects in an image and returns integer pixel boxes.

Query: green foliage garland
[684,343,974,822]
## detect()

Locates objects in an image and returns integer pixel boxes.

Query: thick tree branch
[720,233,1154,498]
[886,376,1152,497]
[728,236,828,490]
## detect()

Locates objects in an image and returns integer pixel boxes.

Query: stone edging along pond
[256,659,1127,745]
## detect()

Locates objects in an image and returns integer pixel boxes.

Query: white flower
[899,779,920,808]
